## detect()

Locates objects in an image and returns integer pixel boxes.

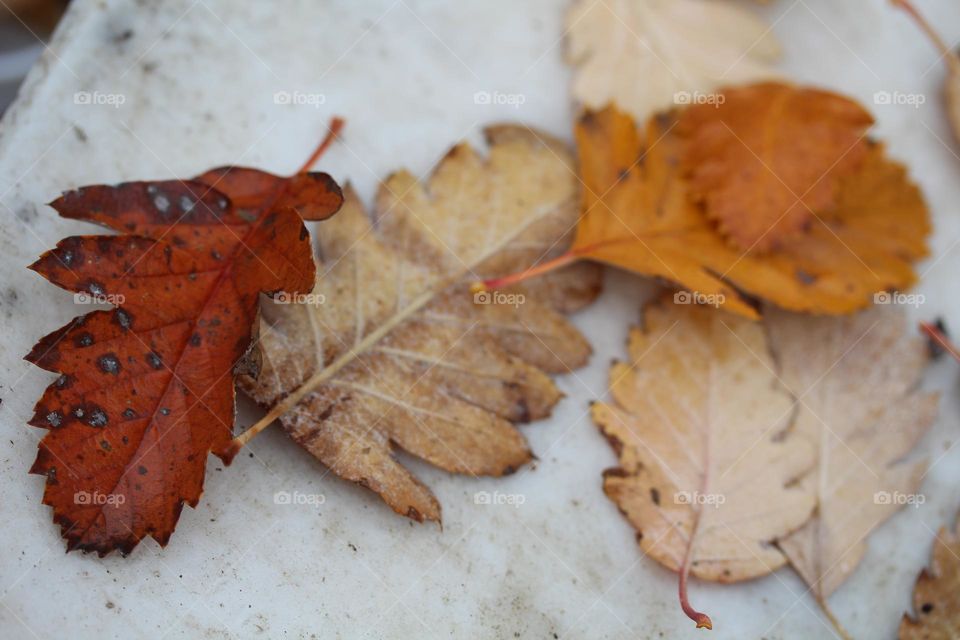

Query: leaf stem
[471,238,635,292]
[472,250,579,292]
[297,117,345,174]
[920,320,960,362]
[228,286,438,454]
[678,367,715,631]
[678,551,712,630]
[816,597,854,640]
[223,117,347,459]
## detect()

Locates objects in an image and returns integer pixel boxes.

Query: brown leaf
[567,103,929,317]
[900,515,960,640]
[593,299,815,629]
[677,82,874,250]
[771,305,938,601]
[240,126,601,522]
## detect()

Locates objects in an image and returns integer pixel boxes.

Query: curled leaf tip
[679,553,713,630]
[694,614,713,630]
[681,595,713,630]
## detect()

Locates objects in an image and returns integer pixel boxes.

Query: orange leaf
[677,82,874,251]
[25,135,343,555]
[566,102,928,317]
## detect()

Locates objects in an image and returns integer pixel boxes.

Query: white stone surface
[0,1,958,638]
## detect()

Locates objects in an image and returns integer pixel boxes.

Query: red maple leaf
[25,120,344,555]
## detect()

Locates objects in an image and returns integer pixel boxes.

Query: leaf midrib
[254,196,575,431]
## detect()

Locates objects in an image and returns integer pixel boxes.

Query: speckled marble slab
[1,1,958,638]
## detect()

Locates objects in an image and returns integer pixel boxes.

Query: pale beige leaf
[770,305,939,600]
[594,300,815,627]
[900,515,960,640]
[565,0,781,122]
[241,126,601,522]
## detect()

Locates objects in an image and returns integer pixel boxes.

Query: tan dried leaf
[900,515,960,640]
[565,0,781,123]
[593,300,815,628]
[771,305,938,602]
[241,126,601,522]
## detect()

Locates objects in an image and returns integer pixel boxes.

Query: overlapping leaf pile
[568,82,930,318]
[564,39,945,635]
[597,301,937,630]
[552,79,938,636]
[17,11,948,637]
[25,123,604,553]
